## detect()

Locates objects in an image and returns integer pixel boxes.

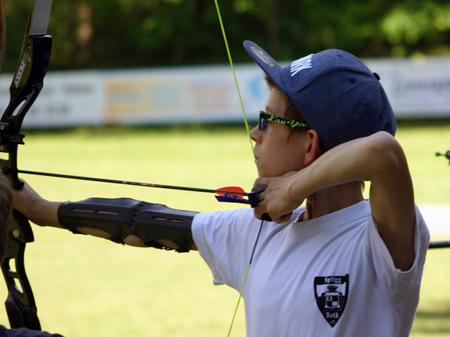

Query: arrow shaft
[18,169,250,196]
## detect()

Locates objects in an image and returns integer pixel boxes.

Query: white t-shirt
[192,200,429,337]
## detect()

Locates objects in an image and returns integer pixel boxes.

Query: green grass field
[0,122,450,336]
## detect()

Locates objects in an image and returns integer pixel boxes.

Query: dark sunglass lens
[259,117,267,130]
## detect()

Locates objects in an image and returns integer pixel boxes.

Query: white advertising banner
[0,56,449,129]
[366,57,450,118]
[102,65,266,125]
[102,58,450,124]
[0,71,104,128]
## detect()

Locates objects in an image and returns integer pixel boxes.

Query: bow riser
[1,210,38,329]
[5,35,52,120]
[0,34,52,190]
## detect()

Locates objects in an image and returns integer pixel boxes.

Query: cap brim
[243,40,287,93]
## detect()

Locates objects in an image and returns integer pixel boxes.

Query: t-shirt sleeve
[367,205,430,304]
[192,208,262,290]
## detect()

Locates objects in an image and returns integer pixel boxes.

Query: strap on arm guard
[58,198,198,252]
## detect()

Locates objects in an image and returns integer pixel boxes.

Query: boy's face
[251,89,308,178]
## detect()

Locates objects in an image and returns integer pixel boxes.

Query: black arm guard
[58,198,198,252]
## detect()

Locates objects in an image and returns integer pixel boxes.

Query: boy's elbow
[365,131,398,153]
[365,132,405,172]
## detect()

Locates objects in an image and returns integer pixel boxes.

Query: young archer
[12,41,429,336]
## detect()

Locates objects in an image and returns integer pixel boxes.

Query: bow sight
[436,150,450,164]
[427,150,450,249]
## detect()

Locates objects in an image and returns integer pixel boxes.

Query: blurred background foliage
[3,0,450,72]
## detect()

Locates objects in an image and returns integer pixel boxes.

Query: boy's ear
[304,129,322,166]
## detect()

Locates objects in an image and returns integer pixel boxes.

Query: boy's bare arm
[254,131,415,271]
[13,182,63,229]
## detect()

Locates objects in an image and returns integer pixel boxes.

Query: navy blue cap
[243,40,396,150]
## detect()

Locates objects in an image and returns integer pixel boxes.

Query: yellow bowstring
[213,1,260,336]
[227,264,252,336]
[213,0,254,159]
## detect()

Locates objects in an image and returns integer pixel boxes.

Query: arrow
[17,169,252,196]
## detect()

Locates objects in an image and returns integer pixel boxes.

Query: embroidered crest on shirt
[314,274,349,327]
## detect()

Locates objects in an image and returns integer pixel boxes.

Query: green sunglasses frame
[259,111,310,131]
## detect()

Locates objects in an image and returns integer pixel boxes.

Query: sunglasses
[258,111,310,131]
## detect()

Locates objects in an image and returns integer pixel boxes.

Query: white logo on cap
[291,54,313,76]
[250,46,275,67]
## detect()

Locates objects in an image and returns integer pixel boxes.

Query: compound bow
[0,0,53,329]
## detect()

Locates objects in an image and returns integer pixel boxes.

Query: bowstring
[226,220,264,337]
[213,0,254,159]
[213,1,262,335]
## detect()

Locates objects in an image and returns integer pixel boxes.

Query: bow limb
[0,0,53,329]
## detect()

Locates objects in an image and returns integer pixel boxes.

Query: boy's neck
[303,182,364,221]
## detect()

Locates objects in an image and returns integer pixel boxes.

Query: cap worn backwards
[243,40,396,151]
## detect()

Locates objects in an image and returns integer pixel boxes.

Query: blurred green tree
[2,0,450,72]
